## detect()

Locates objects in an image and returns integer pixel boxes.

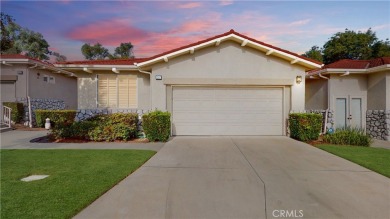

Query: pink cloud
[219,0,233,6]
[67,19,150,46]
[177,2,203,9]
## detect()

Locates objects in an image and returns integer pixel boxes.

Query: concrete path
[75,136,390,219]
[0,130,164,151]
[372,139,390,149]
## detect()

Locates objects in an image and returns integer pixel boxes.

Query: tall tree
[371,39,390,58]
[301,45,323,62]
[112,42,134,59]
[322,28,377,64]
[14,28,50,60]
[81,43,110,60]
[1,12,21,54]
[1,13,53,60]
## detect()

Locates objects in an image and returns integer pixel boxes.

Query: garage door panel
[172,86,283,136]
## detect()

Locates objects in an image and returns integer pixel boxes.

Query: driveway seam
[230,137,268,219]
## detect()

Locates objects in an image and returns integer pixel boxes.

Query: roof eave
[136,33,322,70]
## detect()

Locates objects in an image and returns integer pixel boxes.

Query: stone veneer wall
[17,98,66,126]
[366,110,390,141]
[306,110,335,132]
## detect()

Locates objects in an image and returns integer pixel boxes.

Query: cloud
[289,19,311,26]
[219,0,233,6]
[67,19,150,46]
[176,2,203,9]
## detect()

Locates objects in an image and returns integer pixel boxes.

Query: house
[55,29,321,136]
[306,57,390,141]
[0,54,78,126]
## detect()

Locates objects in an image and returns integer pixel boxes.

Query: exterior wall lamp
[296,75,302,84]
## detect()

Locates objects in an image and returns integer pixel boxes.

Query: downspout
[318,72,329,80]
[323,108,329,134]
[26,67,33,127]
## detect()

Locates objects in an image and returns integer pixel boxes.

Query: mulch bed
[30,135,150,143]
[12,124,47,131]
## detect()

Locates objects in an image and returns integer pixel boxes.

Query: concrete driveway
[75,136,390,219]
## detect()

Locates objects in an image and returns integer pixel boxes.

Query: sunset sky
[2,1,389,61]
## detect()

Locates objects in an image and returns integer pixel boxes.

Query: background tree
[1,12,21,54]
[81,43,110,60]
[1,13,58,61]
[112,42,134,59]
[50,51,67,62]
[303,28,390,64]
[301,45,323,62]
[14,28,50,60]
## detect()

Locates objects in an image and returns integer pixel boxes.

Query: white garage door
[172,86,283,136]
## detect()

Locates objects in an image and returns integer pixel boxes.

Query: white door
[172,86,284,136]
[335,96,363,129]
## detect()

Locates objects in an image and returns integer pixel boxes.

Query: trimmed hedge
[142,110,171,142]
[87,113,139,141]
[3,102,24,123]
[289,113,322,142]
[323,127,371,147]
[50,113,138,141]
[35,110,76,128]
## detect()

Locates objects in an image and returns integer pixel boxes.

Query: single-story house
[306,58,390,140]
[55,29,322,136]
[0,54,78,126]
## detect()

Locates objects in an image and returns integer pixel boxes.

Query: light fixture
[296,75,302,84]
[155,75,162,80]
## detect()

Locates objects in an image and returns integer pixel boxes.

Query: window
[49,76,55,84]
[98,74,137,108]
[43,75,49,82]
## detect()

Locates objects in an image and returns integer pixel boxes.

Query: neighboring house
[56,29,321,136]
[0,54,78,126]
[306,57,390,141]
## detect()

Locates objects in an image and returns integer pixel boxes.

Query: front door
[335,96,362,129]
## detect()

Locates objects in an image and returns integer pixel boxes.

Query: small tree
[301,45,323,63]
[81,42,110,60]
[112,42,134,59]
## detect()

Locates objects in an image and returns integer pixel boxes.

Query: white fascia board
[54,64,138,69]
[137,33,322,69]
[232,35,322,69]
[367,64,390,73]
[137,35,234,67]
[306,68,368,78]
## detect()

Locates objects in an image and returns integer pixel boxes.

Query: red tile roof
[307,57,390,74]
[0,54,55,66]
[56,29,322,66]
[56,58,149,65]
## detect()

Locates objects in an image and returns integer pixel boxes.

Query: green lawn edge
[1,149,156,219]
[318,144,390,178]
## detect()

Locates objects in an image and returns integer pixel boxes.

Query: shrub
[51,113,138,141]
[3,102,24,123]
[142,110,171,142]
[323,127,371,147]
[35,110,76,128]
[289,113,323,142]
[51,121,98,139]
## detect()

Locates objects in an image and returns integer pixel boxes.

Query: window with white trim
[98,74,137,108]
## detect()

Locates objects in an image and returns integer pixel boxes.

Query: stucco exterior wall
[0,65,28,99]
[305,78,328,110]
[28,68,77,109]
[1,64,77,109]
[150,41,306,111]
[329,74,368,110]
[387,72,390,110]
[77,72,151,110]
[368,72,387,110]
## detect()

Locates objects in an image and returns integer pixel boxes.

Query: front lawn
[318,145,390,178]
[1,149,156,219]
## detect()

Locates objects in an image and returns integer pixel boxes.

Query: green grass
[1,149,156,219]
[319,145,390,178]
